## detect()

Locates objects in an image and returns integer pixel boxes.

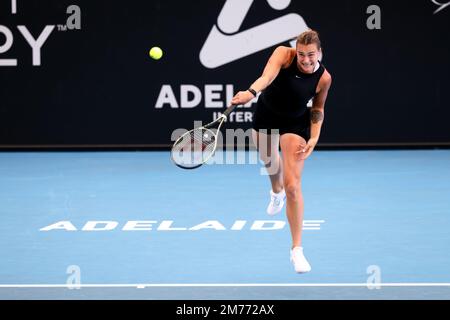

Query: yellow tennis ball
[149,47,163,60]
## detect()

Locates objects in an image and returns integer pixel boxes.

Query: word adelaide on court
[39,219,325,231]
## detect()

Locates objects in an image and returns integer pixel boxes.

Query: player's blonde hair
[296,30,321,50]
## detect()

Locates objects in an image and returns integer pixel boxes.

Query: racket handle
[222,104,239,118]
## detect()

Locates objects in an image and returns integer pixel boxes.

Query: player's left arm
[300,71,332,160]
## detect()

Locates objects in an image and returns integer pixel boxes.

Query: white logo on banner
[199,0,308,69]
[0,0,81,67]
[11,0,17,14]
[431,0,450,14]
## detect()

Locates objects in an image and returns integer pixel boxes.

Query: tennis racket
[171,104,240,169]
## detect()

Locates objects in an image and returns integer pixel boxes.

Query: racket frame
[170,115,226,169]
[170,104,239,169]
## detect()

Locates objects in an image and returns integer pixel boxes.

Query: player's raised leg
[252,129,286,215]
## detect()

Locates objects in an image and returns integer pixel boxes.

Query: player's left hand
[296,137,318,160]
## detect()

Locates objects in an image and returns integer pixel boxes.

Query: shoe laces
[271,194,282,206]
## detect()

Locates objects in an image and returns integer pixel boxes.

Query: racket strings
[171,128,217,168]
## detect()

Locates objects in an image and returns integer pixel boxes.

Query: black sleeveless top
[258,56,325,118]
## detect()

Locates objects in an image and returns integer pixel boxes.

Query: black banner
[1,0,449,147]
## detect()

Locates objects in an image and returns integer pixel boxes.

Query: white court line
[0,283,450,288]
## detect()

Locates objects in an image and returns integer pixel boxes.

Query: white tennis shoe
[290,247,311,273]
[266,189,286,215]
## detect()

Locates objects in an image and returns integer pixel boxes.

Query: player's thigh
[279,133,306,183]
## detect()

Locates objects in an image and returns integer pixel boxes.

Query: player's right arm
[231,46,292,105]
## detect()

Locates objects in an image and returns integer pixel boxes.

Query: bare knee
[257,144,281,172]
[253,130,280,166]
[260,153,278,167]
[285,182,301,200]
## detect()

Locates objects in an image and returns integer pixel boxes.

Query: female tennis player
[231,30,332,273]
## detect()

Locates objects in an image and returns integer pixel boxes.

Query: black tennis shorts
[252,100,310,141]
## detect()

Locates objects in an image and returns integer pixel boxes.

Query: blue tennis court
[1,150,449,299]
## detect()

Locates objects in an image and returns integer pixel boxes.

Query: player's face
[296,43,321,73]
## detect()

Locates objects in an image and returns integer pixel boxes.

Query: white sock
[272,189,285,196]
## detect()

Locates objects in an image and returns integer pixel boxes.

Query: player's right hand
[231,90,255,105]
